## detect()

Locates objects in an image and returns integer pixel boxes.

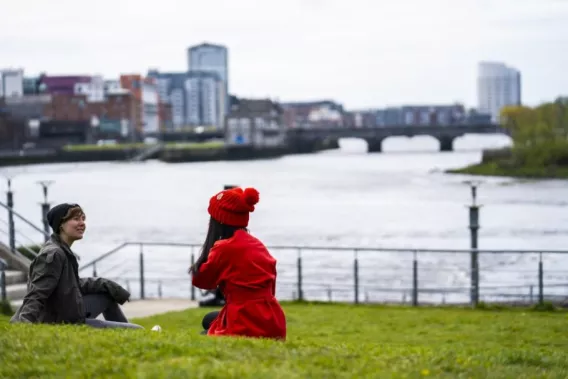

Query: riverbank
[447,148,568,180]
[0,141,299,167]
[448,161,568,179]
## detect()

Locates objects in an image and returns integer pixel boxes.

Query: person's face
[60,209,86,242]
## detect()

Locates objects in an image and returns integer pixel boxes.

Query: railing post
[139,244,145,300]
[354,250,359,304]
[538,252,544,305]
[158,281,163,299]
[297,248,303,301]
[41,202,50,242]
[92,263,97,278]
[190,248,196,301]
[0,258,7,302]
[37,181,53,243]
[529,285,534,304]
[412,251,418,307]
[6,179,15,253]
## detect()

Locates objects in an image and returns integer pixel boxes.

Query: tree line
[501,97,568,167]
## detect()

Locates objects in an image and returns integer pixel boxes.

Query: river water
[1,135,567,303]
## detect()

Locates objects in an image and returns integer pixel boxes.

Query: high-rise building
[187,42,228,118]
[148,70,222,129]
[477,62,522,123]
[184,71,222,127]
[147,70,187,129]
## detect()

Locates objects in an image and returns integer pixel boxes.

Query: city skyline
[1,0,567,109]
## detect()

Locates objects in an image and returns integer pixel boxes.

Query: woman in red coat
[190,186,287,340]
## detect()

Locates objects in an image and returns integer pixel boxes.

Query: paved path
[121,299,199,319]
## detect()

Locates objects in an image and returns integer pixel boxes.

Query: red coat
[192,230,287,340]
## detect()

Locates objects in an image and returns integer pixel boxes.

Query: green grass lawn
[1,303,568,378]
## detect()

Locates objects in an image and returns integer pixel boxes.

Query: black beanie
[46,203,81,233]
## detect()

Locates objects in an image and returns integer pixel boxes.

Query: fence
[2,180,567,307]
[77,241,568,307]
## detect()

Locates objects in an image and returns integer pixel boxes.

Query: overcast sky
[1,0,566,110]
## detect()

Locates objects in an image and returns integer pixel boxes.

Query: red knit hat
[208,187,260,227]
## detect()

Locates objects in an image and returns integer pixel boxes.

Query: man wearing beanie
[11,203,143,329]
[190,187,287,340]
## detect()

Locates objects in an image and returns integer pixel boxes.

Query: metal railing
[0,200,49,258]
[78,241,568,307]
[0,179,52,260]
[0,258,7,301]
[3,181,567,308]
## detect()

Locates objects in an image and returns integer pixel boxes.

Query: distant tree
[500,101,568,167]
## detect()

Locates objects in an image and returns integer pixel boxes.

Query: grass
[448,161,568,180]
[163,141,224,150]
[2,303,568,378]
[63,141,224,152]
[62,143,147,151]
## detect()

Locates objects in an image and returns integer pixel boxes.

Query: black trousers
[83,293,143,329]
[201,311,220,334]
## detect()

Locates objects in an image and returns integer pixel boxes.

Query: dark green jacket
[10,234,130,324]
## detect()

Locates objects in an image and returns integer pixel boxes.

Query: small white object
[151,325,162,332]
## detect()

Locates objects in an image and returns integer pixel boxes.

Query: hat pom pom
[243,187,259,206]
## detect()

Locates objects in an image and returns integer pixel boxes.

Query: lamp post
[464,180,482,307]
[37,180,54,241]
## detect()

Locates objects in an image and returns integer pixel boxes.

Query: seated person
[11,203,143,329]
[190,187,286,340]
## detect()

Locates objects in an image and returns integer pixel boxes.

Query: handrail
[0,200,50,239]
[79,242,130,272]
[78,240,568,273]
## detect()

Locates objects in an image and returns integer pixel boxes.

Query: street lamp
[37,180,54,241]
[463,180,482,307]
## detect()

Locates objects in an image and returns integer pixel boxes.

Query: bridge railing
[79,241,568,307]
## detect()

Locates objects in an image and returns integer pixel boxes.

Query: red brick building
[39,93,138,141]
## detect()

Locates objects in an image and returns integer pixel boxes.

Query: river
[1,135,567,303]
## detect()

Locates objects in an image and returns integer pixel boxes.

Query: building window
[404,111,413,125]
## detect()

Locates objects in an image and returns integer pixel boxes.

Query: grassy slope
[1,303,568,378]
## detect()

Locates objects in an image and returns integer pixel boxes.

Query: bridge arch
[288,124,510,154]
[362,135,455,153]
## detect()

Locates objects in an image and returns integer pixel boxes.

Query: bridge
[142,123,510,154]
[285,123,511,153]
